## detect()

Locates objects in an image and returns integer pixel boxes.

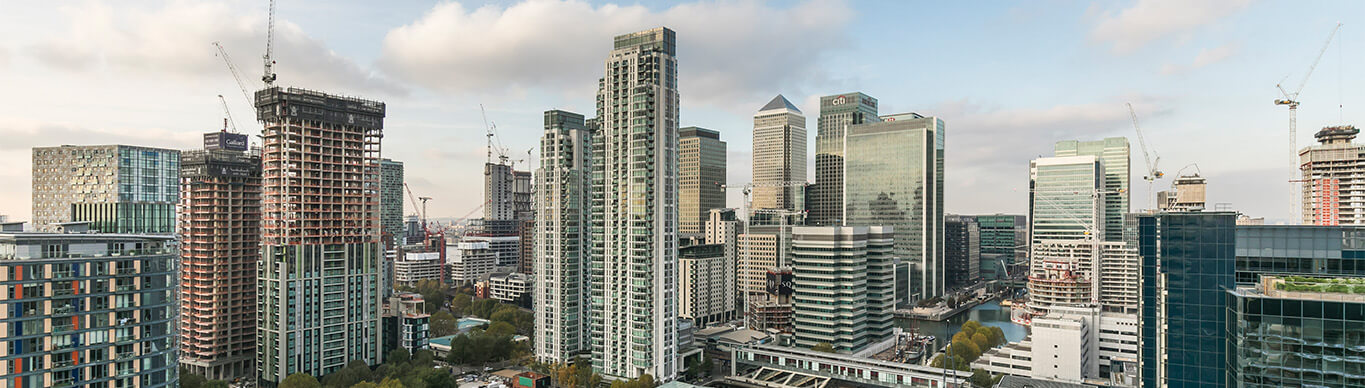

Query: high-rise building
[678,244,735,328]
[380,159,405,248]
[514,170,533,221]
[1233,224,1365,283]
[32,144,180,233]
[518,219,535,275]
[1054,137,1130,239]
[945,215,980,291]
[1025,240,1138,316]
[974,214,1027,281]
[1299,125,1365,225]
[1157,174,1206,212]
[705,208,740,313]
[679,127,726,237]
[393,251,443,286]
[178,134,262,380]
[0,226,179,388]
[738,226,781,303]
[534,109,593,364]
[255,87,385,381]
[1029,155,1104,245]
[1137,212,1236,388]
[486,162,517,221]
[790,226,894,352]
[752,95,807,211]
[812,92,878,226]
[1227,275,1365,387]
[844,113,944,300]
[589,26,680,380]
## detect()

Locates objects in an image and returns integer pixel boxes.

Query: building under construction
[1300,125,1365,225]
[1157,174,1207,212]
[255,87,386,382]
[178,131,261,380]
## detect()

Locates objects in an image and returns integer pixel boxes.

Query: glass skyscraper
[31,145,180,234]
[1138,212,1236,388]
[844,113,944,300]
[1055,138,1130,240]
[678,127,725,237]
[534,110,593,365]
[1236,225,1365,284]
[1227,275,1365,387]
[812,92,878,226]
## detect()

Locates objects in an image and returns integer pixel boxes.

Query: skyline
[2,0,1363,224]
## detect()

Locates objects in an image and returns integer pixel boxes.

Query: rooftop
[1248,275,1365,302]
[758,94,802,114]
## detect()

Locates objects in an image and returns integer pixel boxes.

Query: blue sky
[0,0,1361,224]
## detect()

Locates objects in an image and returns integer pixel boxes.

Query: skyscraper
[812,92,878,226]
[1029,155,1104,245]
[945,215,980,291]
[790,226,894,352]
[843,113,944,300]
[1299,125,1365,225]
[534,110,593,364]
[1054,137,1130,239]
[255,87,385,381]
[380,159,405,248]
[678,244,735,327]
[974,214,1027,281]
[1137,212,1236,388]
[179,133,261,380]
[32,144,180,233]
[590,27,679,380]
[485,162,519,221]
[752,95,807,211]
[679,126,726,237]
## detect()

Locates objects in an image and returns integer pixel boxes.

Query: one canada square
[589,27,680,380]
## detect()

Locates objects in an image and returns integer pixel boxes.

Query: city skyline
[3,1,1363,225]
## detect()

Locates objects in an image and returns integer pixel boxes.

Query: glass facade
[1030,155,1103,244]
[844,116,944,300]
[1055,137,1130,241]
[1227,285,1365,387]
[974,214,1025,281]
[812,92,878,226]
[1138,212,1236,388]
[70,202,174,234]
[1236,225,1365,284]
[31,145,179,233]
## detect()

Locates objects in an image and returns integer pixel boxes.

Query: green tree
[486,321,517,337]
[431,311,458,337]
[971,332,991,351]
[353,383,379,388]
[416,279,449,314]
[387,349,410,365]
[986,326,1006,348]
[378,377,404,388]
[320,360,371,387]
[950,338,981,362]
[280,373,322,388]
[204,381,230,388]
[811,342,835,353]
[180,368,207,388]
[413,349,435,367]
[422,368,458,388]
[969,369,993,387]
[450,293,473,316]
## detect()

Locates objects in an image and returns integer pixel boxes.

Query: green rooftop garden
[1274,276,1365,294]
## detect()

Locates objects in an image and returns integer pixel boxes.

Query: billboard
[204,131,249,151]
[766,269,794,296]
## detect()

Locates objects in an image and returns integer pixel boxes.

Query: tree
[204,381,230,388]
[487,321,517,337]
[320,360,371,388]
[811,342,835,353]
[387,349,411,365]
[413,349,436,367]
[950,338,981,362]
[587,374,603,388]
[971,332,990,351]
[180,368,207,388]
[555,363,578,388]
[353,383,378,388]
[378,377,404,388]
[986,326,1006,348]
[431,311,458,337]
[280,373,321,388]
[422,369,458,388]
[451,293,473,316]
[970,369,993,388]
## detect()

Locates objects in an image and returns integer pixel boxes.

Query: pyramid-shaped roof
[758,94,801,113]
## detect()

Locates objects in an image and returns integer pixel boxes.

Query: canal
[896,300,1028,352]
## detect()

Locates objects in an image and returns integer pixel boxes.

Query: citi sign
[830,94,875,108]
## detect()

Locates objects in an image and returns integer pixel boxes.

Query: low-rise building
[394,251,443,287]
[487,272,532,305]
[382,293,430,356]
[448,241,497,285]
[679,244,735,327]
[1228,275,1365,387]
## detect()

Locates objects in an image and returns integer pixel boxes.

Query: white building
[448,242,497,285]
[465,235,520,267]
[1031,310,1094,383]
[973,305,1138,385]
[705,209,740,312]
[487,272,532,303]
[679,244,735,328]
[394,251,443,286]
[1027,240,1138,316]
[533,110,593,364]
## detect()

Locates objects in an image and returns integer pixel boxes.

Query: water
[896,300,1028,352]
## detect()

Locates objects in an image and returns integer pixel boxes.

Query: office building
[1156,174,1206,212]
[678,244,735,328]
[945,215,980,291]
[32,144,179,233]
[1054,137,1130,239]
[178,134,262,380]
[518,219,534,274]
[448,241,498,285]
[486,272,532,305]
[255,87,385,381]
[465,235,520,268]
[738,227,781,303]
[746,269,795,333]
[1030,155,1104,244]
[589,27,680,380]
[393,251,443,286]
[679,127,726,237]
[1234,224,1365,284]
[514,170,533,221]
[381,293,429,356]
[380,159,404,248]
[705,209,740,311]
[534,109,593,364]
[1300,125,1365,225]
[752,95,807,211]
[973,305,1138,385]
[0,226,179,388]
[975,214,1027,281]
[486,162,532,221]
[1228,275,1365,387]
[812,92,878,225]
[790,226,894,352]
[1137,212,1236,388]
[844,113,944,300]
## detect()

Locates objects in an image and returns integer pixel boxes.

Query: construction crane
[725,180,807,328]
[217,95,238,133]
[404,183,431,234]
[212,42,256,108]
[1029,187,1125,308]
[261,0,278,87]
[1127,102,1163,211]
[1276,22,1342,224]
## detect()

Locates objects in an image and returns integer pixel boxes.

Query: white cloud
[24,0,403,96]
[379,0,854,108]
[1089,0,1250,54]
[1160,44,1236,74]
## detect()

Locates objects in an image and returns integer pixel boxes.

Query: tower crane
[1276,22,1342,224]
[1127,103,1163,211]
[404,183,431,234]
[261,0,278,87]
[217,95,239,133]
[724,180,807,328]
[212,42,257,108]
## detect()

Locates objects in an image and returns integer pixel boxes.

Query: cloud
[0,118,200,151]
[1161,44,1236,74]
[1089,0,1250,54]
[379,0,854,107]
[24,1,404,96]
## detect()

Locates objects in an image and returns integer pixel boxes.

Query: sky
[0,0,1361,224]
